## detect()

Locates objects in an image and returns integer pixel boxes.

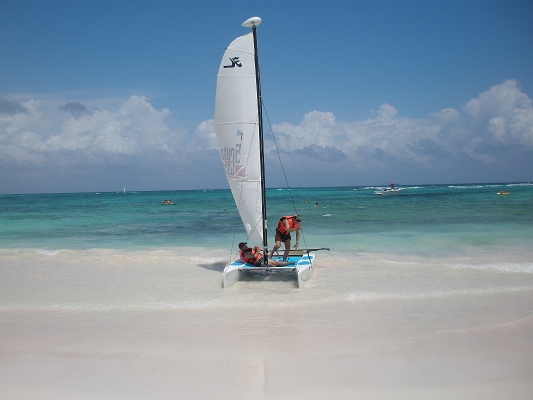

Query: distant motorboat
[375,182,402,195]
[497,190,509,195]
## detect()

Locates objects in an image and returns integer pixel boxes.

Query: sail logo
[224,57,242,68]
[220,144,245,177]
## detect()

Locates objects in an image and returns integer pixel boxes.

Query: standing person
[269,214,301,261]
[238,242,293,267]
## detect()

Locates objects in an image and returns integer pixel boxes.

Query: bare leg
[269,240,282,259]
[268,260,295,267]
[282,239,291,261]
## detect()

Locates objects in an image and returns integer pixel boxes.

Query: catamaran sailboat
[214,17,322,288]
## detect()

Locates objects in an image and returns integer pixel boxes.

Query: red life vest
[276,215,300,235]
[239,248,262,264]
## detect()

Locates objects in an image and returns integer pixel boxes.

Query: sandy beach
[1,250,533,399]
[2,308,533,399]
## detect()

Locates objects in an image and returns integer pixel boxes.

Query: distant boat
[123,187,126,194]
[497,190,509,195]
[375,182,402,195]
[214,17,328,288]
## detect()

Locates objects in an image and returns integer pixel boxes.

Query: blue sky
[1,0,532,194]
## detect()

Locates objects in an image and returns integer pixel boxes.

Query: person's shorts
[253,255,264,267]
[275,229,291,243]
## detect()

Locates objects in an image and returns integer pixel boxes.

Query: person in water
[269,214,301,261]
[238,242,294,267]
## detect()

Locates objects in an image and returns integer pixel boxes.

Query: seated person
[238,242,294,267]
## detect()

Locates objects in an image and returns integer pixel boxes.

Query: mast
[244,17,268,264]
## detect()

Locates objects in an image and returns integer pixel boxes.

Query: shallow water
[1,183,532,252]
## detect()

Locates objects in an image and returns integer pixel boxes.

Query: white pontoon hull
[374,188,401,195]
[223,250,315,288]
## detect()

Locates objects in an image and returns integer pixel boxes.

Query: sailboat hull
[294,254,314,288]
[222,252,315,288]
[222,263,241,288]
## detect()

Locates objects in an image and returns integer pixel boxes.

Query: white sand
[1,306,532,399]
[1,249,533,399]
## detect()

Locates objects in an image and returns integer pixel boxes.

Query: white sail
[214,32,263,244]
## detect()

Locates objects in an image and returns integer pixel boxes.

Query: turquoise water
[1,182,532,311]
[1,183,532,256]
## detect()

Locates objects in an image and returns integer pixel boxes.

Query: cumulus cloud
[1,79,532,193]
[270,103,438,167]
[187,118,217,153]
[268,80,533,173]
[461,80,533,146]
[0,95,187,167]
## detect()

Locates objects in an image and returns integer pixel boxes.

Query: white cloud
[187,119,217,153]
[271,104,440,166]
[1,79,532,193]
[462,79,533,146]
[376,103,398,121]
[267,80,533,170]
[0,95,186,167]
[269,110,337,151]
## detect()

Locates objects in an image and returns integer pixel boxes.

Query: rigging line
[262,100,309,250]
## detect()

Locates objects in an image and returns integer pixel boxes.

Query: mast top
[242,17,262,28]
